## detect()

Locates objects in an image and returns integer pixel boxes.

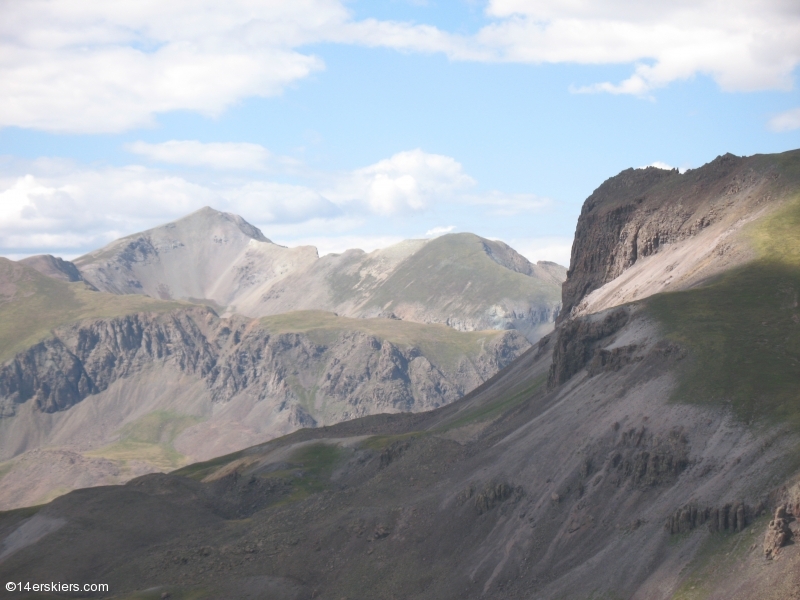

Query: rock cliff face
[561,151,795,319]
[547,307,629,389]
[0,308,526,422]
[0,307,529,507]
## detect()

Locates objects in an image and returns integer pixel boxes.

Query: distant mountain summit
[73,206,319,307]
[69,207,566,342]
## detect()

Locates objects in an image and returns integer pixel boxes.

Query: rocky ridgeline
[560,153,783,319]
[0,307,529,421]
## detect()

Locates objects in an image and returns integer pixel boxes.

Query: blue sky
[1,0,799,266]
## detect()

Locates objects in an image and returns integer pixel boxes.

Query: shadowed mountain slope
[3,149,800,599]
[17,254,86,284]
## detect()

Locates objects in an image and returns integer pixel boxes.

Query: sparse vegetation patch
[649,195,800,427]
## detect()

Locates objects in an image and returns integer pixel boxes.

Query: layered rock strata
[0,307,528,422]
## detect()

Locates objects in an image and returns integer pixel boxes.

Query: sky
[1,0,799,267]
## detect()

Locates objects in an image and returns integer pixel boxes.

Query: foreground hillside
[68,209,565,342]
[2,149,800,599]
[0,260,528,509]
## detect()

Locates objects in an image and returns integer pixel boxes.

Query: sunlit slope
[649,156,800,427]
[73,209,566,342]
[354,233,563,317]
[73,206,319,306]
[0,258,183,362]
[257,309,514,371]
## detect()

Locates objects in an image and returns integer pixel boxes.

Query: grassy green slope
[345,233,561,313]
[257,309,512,371]
[0,258,185,362]
[649,152,800,427]
[86,411,202,471]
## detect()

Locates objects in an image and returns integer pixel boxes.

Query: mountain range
[2,148,800,599]
[69,208,564,342]
[0,216,564,509]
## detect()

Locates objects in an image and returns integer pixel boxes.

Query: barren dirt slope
[1,302,796,600]
[72,208,565,342]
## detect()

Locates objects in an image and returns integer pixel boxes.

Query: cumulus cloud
[224,181,340,223]
[327,149,475,215]
[484,0,800,96]
[0,0,339,132]
[0,149,519,255]
[0,164,340,254]
[0,169,210,251]
[2,0,797,132]
[769,107,800,132]
[0,145,565,256]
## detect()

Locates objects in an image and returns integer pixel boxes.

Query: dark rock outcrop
[560,152,783,319]
[605,426,690,488]
[764,504,794,559]
[666,502,752,535]
[475,482,521,514]
[548,308,629,389]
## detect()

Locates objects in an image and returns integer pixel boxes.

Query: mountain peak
[174,206,271,243]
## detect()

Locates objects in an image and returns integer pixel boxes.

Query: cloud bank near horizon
[0,144,567,264]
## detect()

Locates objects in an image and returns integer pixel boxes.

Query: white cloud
[0,1,339,132]
[0,164,341,253]
[0,148,569,256]
[769,107,800,132]
[127,140,273,170]
[327,149,475,215]
[484,0,800,96]
[425,225,456,237]
[224,181,340,223]
[2,0,798,132]
[0,149,496,254]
